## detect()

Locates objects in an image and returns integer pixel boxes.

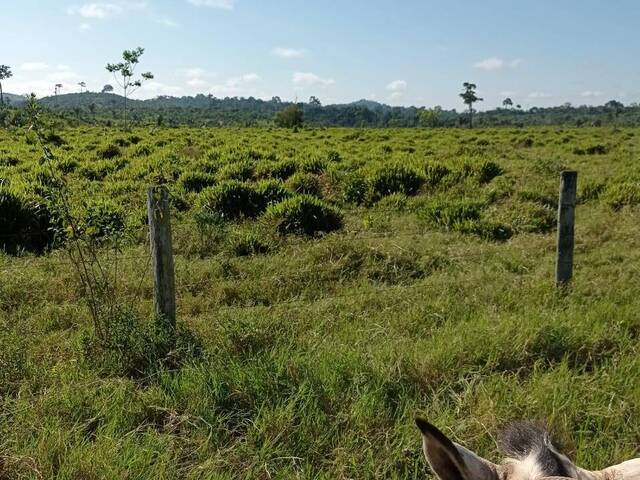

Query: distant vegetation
[2,91,640,128]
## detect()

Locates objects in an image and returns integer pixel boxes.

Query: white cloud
[292,72,335,87]
[79,23,91,30]
[156,16,178,27]
[272,47,305,58]
[474,57,523,71]
[528,91,553,99]
[20,62,49,72]
[208,73,263,97]
[139,81,184,96]
[581,90,602,98]
[387,80,407,91]
[187,0,235,9]
[67,2,147,19]
[242,73,260,82]
[391,91,403,99]
[180,67,206,78]
[67,3,122,18]
[47,71,79,81]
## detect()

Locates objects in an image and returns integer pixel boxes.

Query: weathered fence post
[147,185,176,331]
[556,171,577,287]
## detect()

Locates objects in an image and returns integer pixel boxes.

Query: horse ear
[415,418,499,480]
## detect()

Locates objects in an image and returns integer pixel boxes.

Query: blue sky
[3,0,639,109]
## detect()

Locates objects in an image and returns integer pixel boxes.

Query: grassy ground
[1,126,640,479]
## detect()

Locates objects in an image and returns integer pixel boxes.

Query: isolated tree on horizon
[78,81,86,93]
[605,99,624,119]
[106,47,154,129]
[460,82,483,128]
[0,65,12,105]
[55,84,63,96]
[502,97,513,109]
[102,84,114,94]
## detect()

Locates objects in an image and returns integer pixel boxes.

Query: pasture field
[1,126,640,479]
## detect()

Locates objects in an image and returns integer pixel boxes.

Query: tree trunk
[0,81,3,105]
[469,104,473,129]
[124,88,127,130]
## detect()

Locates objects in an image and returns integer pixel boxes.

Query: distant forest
[1,91,638,128]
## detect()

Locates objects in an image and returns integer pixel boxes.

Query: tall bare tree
[106,47,154,129]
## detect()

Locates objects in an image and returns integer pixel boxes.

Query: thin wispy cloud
[474,57,523,71]
[293,72,335,87]
[272,47,305,58]
[155,16,178,27]
[209,73,262,97]
[20,62,49,72]
[581,90,602,98]
[528,91,553,99]
[187,0,235,9]
[67,2,147,19]
[387,80,407,91]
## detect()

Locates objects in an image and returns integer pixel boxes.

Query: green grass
[1,126,640,478]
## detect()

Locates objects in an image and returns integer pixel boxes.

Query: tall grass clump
[264,195,343,236]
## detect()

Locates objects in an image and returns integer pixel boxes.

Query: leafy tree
[78,81,87,93]
[309,96,322,106]
[274,104,304,128]
[0,65,12,106]
[102,84,114,94]
[605,100,624,119]
[106,47,154,129]
[271,96,282,104]
[502,97,513,109]
[55,84,63,96]
[418,108,441,128]
[460,82,483,128]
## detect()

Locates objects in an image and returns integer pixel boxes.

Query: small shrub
[56,157,79,174]
[370,164,424,198]
[97,143,122,160]
[285,172,322,197]
[505,202,556,234]
[299,157,326,174]
[375,192,408,211]
[579,181,606,203]
[227,230,272,257]
[574,144,608,155]
[179,171,217,193]
[424,162,451,187]
[264,195,343,236]
[78,199,126,241]
[217,160,254,182]
[603,182,640,210]
[419,198,483,228]
[133,144,153,157]
[254,179,292,211]
[257,159,297,180]
[342,172,369,205]
[327,150,342,162]
[0,188,55,254]
[199,180,259,220]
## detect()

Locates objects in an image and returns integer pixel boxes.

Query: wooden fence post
[556,171,577,287]
[147,185,176,331]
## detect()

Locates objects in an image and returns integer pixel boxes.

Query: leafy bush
[504,202,556,234]
[179,171,217,193]
[574,144,608,155]
[299,157,326,174]
[370,164,424,197]
[77,199,126,241]
[97,143,122,160]
[254,179,292,210]
[264,195,343,236]
[375,192,408,211]
[0,188,55,254]
[227,230,273,256]
[424,162,451,187]
[342,172,369,205]
[285,172,322,197]
[256,159,297,180]
[198,180,259,220]
[217,160,255,182]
